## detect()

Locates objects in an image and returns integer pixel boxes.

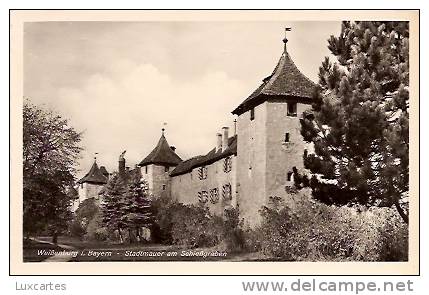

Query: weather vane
[283,27,292,45]
[162,122,167,134]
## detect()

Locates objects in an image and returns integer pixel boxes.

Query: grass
[23,239,65,262]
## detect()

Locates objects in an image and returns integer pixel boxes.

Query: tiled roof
[170,135,237,177]
[138,133,182,167]
[232,50,316,115]
[99,166,109,177]
[77,161,108,184]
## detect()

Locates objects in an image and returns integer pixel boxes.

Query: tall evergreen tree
[299,21,409,223]
[101,171,153,243]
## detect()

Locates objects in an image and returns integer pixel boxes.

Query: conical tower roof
[232,34,316,115]
[138,131,182,167]
[77,161,108,184]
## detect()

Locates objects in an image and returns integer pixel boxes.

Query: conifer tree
[123,173,153,242]
[101,171,153,243]
[101,174,128,243]
[299,21,409,223]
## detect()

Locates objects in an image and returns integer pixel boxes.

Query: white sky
[24,21,341,177]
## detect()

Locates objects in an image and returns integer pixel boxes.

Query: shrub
[169,203,223,248]
[152,195,245,250]
[68,219,86,239]
[250,188,408,261]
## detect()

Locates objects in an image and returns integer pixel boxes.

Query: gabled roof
[138,133,182,167]
[170,135,237,177]
[232,43,317,115]
[77,161,108,184]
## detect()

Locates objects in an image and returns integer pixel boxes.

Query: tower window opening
[287,171,293,182]
[285,132,290,143]
[250,108,255,121]
[145,166,148,174]
[287,102,297,116]
[165,165,169,172]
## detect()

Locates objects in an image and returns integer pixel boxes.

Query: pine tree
[100,174,128,243]
[101,170,153,243]
[299,21,409,223]
[123,173,153,242]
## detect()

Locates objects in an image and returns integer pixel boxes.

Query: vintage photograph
[12,11,417,273]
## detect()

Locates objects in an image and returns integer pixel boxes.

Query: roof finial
[162,122,167,135]
[283,27,291,52]
[94,152,98,162]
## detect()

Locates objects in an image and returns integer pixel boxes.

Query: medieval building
[75,32,316,226]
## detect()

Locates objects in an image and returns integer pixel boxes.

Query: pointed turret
[77,160,108,185]
[138,129,182,167]
[232,29,316,115]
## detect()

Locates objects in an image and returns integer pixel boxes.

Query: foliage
[23,99,82,239]
[101,171,153,243]
[299,21,409,223]
[69,198,101,239]
[250,189,408,261]
[152,195,245,250]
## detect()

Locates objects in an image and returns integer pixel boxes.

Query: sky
[24,21,341,178]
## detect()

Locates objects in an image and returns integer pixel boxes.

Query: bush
[68,220,86,239]
[250,188,408,261]
[152,195,245,250]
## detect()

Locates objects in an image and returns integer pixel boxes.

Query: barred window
[198,166,208,180]
[222,183,232,200]
[223,156,232,173]
[198,191,208,204]
[209,188,219,204]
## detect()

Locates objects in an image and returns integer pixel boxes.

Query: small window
[250,108,255,121]
[198,166,208,180]
[285,132,290,143]
[223,157,232,173]
[209,188,219,204]
[287,102,297,116]
[287,171,293,181]
[164,165,169,172]
[222,183,232,200]
[145,166,148,174]
[162,184,166,190]
[198,191,208,204]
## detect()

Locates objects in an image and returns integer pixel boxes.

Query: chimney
[170,146,176,152]
[233,119,237,136]
[118,156,125,177]
[216,133,222,152]
[222,127,229,152]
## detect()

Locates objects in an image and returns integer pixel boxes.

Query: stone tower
[77,159,108,203]
[232,31,316,226]
[138,129,182,198]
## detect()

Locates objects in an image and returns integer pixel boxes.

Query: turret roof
[138,132,182,167]
[232,41,316,115]
[77,161,108,184]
